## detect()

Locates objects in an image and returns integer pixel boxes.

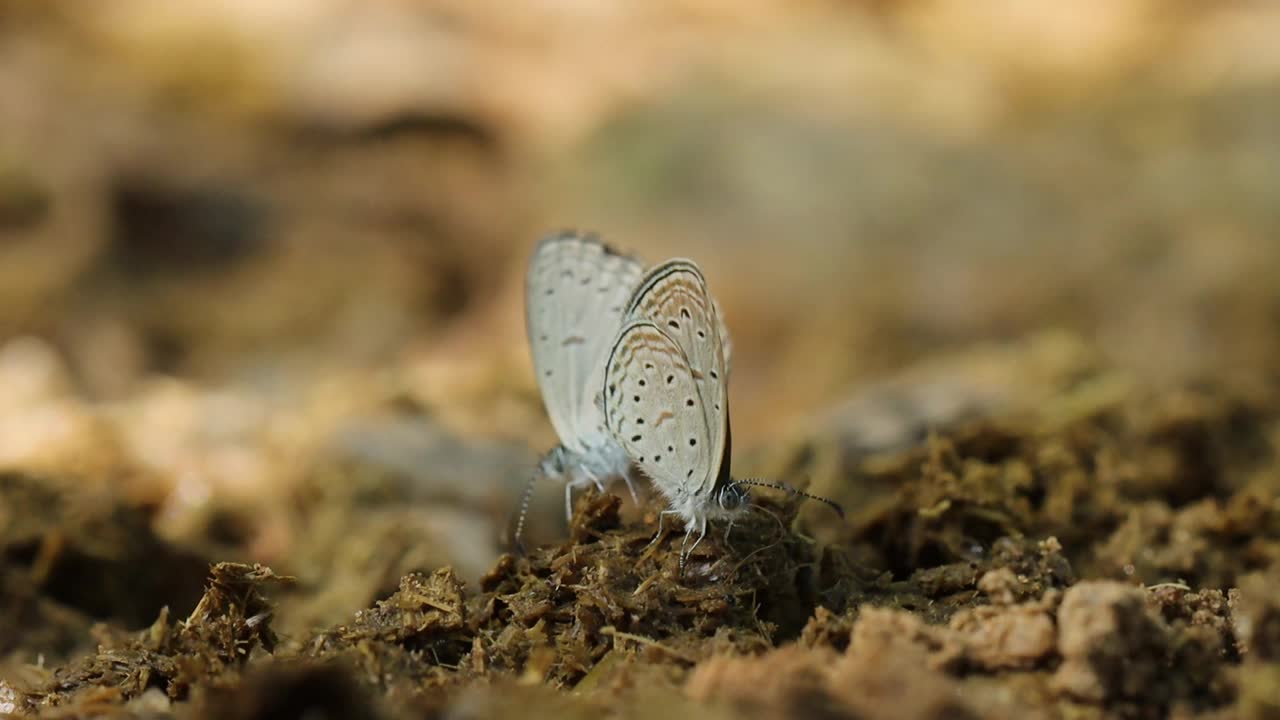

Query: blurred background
[2,0,1279,641]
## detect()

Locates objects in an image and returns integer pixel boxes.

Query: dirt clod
[14,562,292,714]
[1052,581,1172,704]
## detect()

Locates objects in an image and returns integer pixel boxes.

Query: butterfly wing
[625,259,732,382]
[526,231,645,452]
[713,298,732,377]
[615,259,731,497]
[602,319,719,500]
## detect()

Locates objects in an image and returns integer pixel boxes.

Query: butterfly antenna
[735,478,845,520]
[512,468,542,556]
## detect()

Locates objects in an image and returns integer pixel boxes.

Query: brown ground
[3,2,1280,719]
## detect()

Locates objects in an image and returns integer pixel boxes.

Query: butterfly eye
[718,484,747,511]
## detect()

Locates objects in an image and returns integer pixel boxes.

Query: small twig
[601,626,696,663]
[725,537,785,579]
[429,647,459,670]
[632,574,661,596]
[420,599,460,615]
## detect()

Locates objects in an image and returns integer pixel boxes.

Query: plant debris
[5,371,1279,719]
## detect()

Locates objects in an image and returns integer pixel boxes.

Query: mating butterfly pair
[517,230,840,569]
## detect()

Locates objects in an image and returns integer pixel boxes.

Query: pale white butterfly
[602,258,842,570]
[515,231,646,548]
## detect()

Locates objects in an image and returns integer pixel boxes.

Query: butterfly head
[716,481,749,514]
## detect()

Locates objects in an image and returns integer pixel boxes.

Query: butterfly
[515,231,646,549]
[602,257,842,571]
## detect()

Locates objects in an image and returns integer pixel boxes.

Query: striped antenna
[733,478,845,520]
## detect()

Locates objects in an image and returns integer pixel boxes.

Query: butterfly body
[534,429,633,519]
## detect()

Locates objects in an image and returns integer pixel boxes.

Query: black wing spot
[697,330,705,339]
[681,308,691,319]
[686,468,694,478]
[666,375,674,384]
[638,379,646,387]
[715,403,721,411]
[608,384,616,396]
[654,454,661,463]
[639,456,645,462]
[636,418,644,425]
[668,320,680,330]
[667,445,674,452]
[545,370,552,377]
[633,395,641,402]
[631,434,642,442]
[710,370,719,379]
[689,438,697,446]
[545,288,554,295]
[685,398,694,407]
[644,363,654,370]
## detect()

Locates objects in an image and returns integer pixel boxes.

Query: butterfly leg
[583,467,606,494]
[620,469,640,505]
[566,468,609,525]
[645,510,678,551]
[564,482,576,525]
[678,517,708,575]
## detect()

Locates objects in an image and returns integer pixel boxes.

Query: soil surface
[4,363,1280,719]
